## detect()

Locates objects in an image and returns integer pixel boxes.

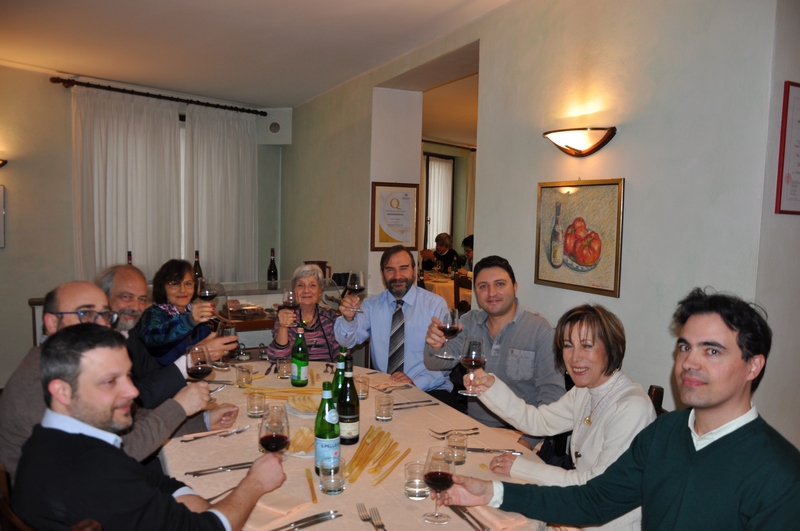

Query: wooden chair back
[647,385,668,417]
[453,274,472,312]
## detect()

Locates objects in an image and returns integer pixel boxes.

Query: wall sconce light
[0,160,7,168]
[543,127,617,157]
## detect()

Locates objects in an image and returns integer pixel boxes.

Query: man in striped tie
[335,245,456,405]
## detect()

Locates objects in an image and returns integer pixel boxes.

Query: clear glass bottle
[315,381,340,474]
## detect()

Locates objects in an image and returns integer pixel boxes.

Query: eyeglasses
[51,310,119,325]
[167,280,195,290]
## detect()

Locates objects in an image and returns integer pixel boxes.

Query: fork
[369,507,387,530]
[429,431,478,440]
[356,502,379,530]
[383,384,412,394]
[428,427,480,436]
[219,424,250,438]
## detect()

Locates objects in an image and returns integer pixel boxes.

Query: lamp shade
[543,127,617,157]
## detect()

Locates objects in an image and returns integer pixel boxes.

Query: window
[424,154,454,248]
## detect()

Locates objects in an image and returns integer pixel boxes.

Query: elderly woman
[267,264,340,361]
[137,259,218,366]
[420,232,461,271]
[468,304,655,530]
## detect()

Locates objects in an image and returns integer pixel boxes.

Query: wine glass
[186,345,216,403]
[258,403,290,458]
[346,271,366,297]
[422,446,456,525]
[434,309,461,360]
[196,277,218,302]
[458,336,486,397]
[281,289,299,311]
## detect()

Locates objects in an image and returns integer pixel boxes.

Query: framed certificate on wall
[371,182,419,251]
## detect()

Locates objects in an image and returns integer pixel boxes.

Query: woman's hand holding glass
[339,293,362,321]
[276,308,299,329]
[190,300,215,324]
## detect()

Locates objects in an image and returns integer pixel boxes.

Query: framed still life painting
[535,178,624,297]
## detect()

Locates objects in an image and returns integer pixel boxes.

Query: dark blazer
[127,327,186,409]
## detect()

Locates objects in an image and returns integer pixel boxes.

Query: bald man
[0,281,236,482]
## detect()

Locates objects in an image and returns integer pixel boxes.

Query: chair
[647,385,668,417]
[453,274,472,312]
[0,463,36,531]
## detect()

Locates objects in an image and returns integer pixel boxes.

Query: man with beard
[0,281,236,482]
[96,265,238,408]
[437,288,800,530]
[335,245,453,401]
[13,323,285,530]
[425,255,565,449]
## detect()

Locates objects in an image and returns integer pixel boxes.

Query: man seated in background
[458,234,474,274]
[438,288,800,530]
[425,255,565,448]
[14,323,285,530]
[335,245,455,405]
[420,232,460,272]
[0,281,236,482]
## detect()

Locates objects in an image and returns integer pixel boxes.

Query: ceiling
[1,0,498,145]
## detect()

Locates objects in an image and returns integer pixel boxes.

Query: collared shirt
[334,285,451,391]
[41,409,230,531]
[688,404,759,450]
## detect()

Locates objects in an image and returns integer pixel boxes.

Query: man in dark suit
[14,323,285,530]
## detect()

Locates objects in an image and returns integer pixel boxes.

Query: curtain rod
[422,138,476,152]
[49,77,268,117]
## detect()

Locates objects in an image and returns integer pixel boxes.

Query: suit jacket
[14,425,225,530]
[0,346,204,482]
[126,327,187,409]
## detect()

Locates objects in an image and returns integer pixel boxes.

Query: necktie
[387,300,404,374]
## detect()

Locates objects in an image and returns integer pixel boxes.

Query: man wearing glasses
[0,281,236,483]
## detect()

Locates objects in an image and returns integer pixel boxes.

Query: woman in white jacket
[468,304,656,530]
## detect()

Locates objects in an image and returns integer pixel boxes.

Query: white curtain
[465,151,476,235]
[72,87,181,281]
[426,156,453,246]
[184,105,257,282]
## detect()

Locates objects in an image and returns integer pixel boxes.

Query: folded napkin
[180,429,228,441]
[471,506,530,531]
[244,490,312,531]
[371,382,408,391]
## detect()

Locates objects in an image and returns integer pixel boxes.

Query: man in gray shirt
[425,255,565,448]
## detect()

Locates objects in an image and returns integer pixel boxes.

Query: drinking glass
[458,336,486,397]
[258,403,290,457]
[219,321,239,360]
[422,446,455,524]
[346,271,366,297]
[281,289,299,311]
[186,345,215,403]
[196,277,218,302]
[433,309,460,360]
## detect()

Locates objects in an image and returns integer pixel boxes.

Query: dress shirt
[334,285,451,391]
[689,404,758,450]
[40,409,230,531]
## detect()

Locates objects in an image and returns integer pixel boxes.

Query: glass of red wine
[259,403,290,458]
[281,289,299,311]
[197,277,218,303]
[186,345,216,403]
[346,271,366,297]
[458,336,486,397]
[422,446,456,525]
[434,309,461,360]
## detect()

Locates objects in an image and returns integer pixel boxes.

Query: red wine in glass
[460,358,486,371]
[278,301,299,311]
[187,365,213,380]
[198,289,218,302]
[424,470,454,491]
[259,433,290,453]
[347,286,365,295]
[438,323,460,339]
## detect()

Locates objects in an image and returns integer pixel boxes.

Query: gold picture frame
[370,182,419,251]
[535,178,624,297]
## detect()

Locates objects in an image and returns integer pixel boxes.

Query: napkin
[371,382,409,391]
[244,490,312,531]
[471,506,530,531]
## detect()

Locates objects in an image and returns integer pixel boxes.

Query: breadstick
[372,447,411,486]
[368,436,394,466]
[368,441,398,474]
[349,433,387,482]
[344,426,378,476]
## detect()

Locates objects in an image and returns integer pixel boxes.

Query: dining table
[423,277,472,310]
[160,360,539,531]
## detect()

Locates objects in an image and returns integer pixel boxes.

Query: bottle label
[551,242,564,267]
[339,419,359,439]
[291,364,308,381]
[325,409,339,424]
[336,361,345,370]
[315,436,341,468]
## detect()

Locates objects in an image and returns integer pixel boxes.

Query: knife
[394,402,440,411]
[450,505,482,531]
[461,506,490,531]
[188,379,234,384]
[466,447,523,456]
[266,511,341,531]
[393,399,433,406]
[185,461,253,477]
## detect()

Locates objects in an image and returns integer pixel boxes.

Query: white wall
[285,0,798,444]
[755,0,800,445]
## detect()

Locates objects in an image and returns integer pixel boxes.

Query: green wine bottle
[314,381,340,474]
[331,347,347,404]
[336,356,359,445]
[290,327,309,387]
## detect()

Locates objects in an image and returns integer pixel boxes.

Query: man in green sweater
[439,287,800,530]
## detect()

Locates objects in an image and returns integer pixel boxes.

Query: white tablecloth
[160,361,535,530]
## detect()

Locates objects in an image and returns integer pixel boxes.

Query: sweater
[501,410,800,530]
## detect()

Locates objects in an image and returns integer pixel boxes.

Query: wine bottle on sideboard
[267,247,278,290]
[337,356,359,445]
[127,251,132,265]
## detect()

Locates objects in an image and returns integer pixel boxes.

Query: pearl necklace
[583,372,621,426]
